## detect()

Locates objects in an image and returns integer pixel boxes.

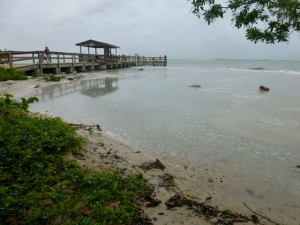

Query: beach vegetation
[44,73,61,81]
[32,69,42,78]
[0,67,28,81]
[188,0,300,43]
[296,164,300,169]
[0,94,153,225]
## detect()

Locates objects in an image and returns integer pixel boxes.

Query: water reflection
[33,77,119,100]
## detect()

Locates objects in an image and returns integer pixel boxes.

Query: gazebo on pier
[75,39,119,59]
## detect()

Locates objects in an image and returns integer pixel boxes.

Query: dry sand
[1,74,299,225]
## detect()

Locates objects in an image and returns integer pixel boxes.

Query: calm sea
[29,59,300,208]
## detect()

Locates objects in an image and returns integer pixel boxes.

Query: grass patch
[0,67,28,81]
[0,94,153,225]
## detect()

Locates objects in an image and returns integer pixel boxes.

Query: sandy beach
[1,74,299,225]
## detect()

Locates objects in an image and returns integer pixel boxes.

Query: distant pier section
[0,39,167,74]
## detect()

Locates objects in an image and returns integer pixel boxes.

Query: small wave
[204,88,233,93]
[251,67,266,70]
[225,67,300,76]
[276,70,300,75]
[232,92,263,99]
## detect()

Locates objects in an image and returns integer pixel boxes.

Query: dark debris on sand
[140,159,166,170]
[165,193,260,225]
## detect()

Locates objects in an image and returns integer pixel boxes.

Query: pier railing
[0,51,167,73]
[136,56,167,66]
[0,51,105,68]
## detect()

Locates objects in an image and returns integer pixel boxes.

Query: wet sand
[1,74,299,224]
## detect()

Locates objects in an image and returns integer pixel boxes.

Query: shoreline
[1,74,299,224]
[72,126,257,225]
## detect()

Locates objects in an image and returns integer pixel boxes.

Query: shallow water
[29,59,300,208]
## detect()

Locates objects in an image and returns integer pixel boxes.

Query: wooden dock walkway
[0,51,167,74]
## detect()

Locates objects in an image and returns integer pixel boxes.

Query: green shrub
[0,93,39,111]
[0,67,28,81]
[44,73,61,81]
[0,94,153,225]
[32,69,41,78]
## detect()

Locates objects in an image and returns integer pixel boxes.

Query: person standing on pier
[44,46,50,63]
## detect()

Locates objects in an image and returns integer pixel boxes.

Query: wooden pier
[0,40,167,74]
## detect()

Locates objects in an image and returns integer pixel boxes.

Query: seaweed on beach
[158,173,176,191]
[165,194,260,225]
[134,209,154,225]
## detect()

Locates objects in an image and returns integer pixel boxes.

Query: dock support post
[83,54,86,72]
[32,53,35,64]
[8,53,12,69]
[71,54,74,72]
[38,51,42,72]
[57,53,60,74]
[164,55,167,66]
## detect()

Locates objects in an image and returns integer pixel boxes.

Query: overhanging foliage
[188,0,300,43]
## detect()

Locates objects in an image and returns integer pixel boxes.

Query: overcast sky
[1,0,299,60]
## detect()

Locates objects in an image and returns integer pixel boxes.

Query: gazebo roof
[75,39,119,48]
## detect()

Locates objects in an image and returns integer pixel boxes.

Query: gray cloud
[0,0,299,60]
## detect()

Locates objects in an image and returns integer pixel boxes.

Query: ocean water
[29,59,300,208]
